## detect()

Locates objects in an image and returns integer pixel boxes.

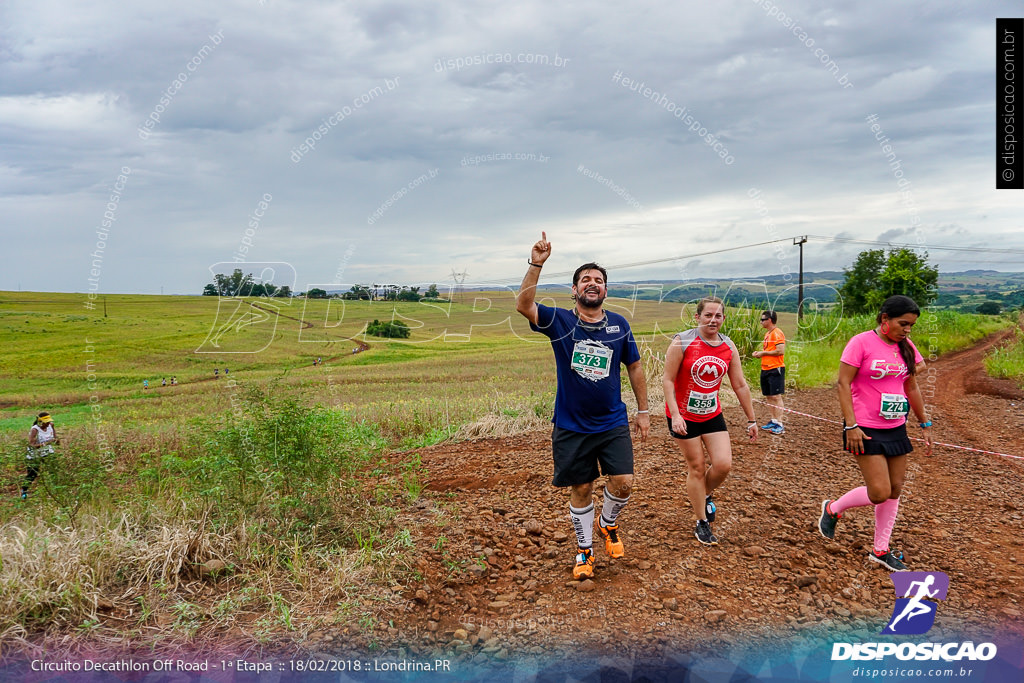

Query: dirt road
[323,330,1024,663]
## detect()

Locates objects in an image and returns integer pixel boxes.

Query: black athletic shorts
[551,424,633,487]
[843,422,913,457]
[666,413,729,440]
[760,367,785,396]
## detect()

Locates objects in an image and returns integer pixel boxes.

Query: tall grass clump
[721,305,764,359]
[0,509,235,642]
[452,392,554,440]
[0,388,415,650]
[985,327,1024,388]
[166,387,394,546]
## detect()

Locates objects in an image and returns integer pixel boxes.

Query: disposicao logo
[831,571,998,662]
[883,571,948,635]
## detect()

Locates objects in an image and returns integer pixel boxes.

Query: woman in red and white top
[817,295,932,571]
[663,297,758,546]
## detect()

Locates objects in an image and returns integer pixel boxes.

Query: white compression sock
[569,502,594,549]
[600,488,629,527]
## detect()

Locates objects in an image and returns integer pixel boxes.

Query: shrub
[179,388,388,542]
[985,328,1024,388]
[976,301,1002,315]
[366,319,410,339]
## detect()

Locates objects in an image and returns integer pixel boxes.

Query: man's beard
[577,288,606,308]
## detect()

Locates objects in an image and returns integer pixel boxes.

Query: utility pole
[794,236,808,320]
[103,296,108,318]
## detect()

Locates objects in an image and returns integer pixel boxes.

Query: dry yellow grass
[0,504,408,657]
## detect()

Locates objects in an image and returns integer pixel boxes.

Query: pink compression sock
[829,486,872,515]
[873,497,900,554]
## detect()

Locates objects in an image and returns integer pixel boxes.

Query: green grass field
[0,290,1016,651]
[0,290,796,440]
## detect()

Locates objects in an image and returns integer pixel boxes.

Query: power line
[478,238,793,285]
[939,258,1024,265]
[808,235,1024,255]
[477,234,1024,286]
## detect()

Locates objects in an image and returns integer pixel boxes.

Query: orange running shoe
[597,521,624,558]
[572,547,595,579]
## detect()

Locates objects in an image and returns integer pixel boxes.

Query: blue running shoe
[760,420,778,431]
[768,423,785,435]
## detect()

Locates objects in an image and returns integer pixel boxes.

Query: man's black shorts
[551,424,633,487]
[666,413,728,440]
[760,367,786,396]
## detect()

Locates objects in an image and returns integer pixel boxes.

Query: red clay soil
[310,329,1024,662]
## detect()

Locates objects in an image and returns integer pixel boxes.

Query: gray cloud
[2,0,1023,294]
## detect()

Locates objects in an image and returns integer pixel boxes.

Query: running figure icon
[882,571,949,635]
[886,575,938,632]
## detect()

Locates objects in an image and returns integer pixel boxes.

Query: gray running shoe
[869,548,907,571]
[694,520,718,546]
[818,499,840,540]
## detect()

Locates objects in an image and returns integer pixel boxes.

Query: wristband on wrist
[528,260,542,268]
[843,423,859,431]
[636,410,649,414]
[919,421,932,428]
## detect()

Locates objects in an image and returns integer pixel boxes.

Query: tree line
[202,270,292,298]
[203,270,442,302]
[306,284,442,301]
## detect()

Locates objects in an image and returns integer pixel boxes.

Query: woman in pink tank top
[816,295,933,571]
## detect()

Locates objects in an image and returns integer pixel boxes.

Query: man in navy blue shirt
[516,232,650,580]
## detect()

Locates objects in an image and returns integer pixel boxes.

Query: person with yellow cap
[22,412,59,499]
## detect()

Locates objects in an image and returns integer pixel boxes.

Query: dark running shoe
[705,495,716,524]
[694,520,718,546]
[818,499,840,540]
[869,548,907,571]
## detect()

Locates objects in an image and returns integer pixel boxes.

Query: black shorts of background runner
[843,422,913,457]
[25,459,43,486]
[760,367,785,396]
[551,424,633,487]
[666,413,728,440]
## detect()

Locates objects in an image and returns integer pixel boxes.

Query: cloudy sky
[2,0,1023,295]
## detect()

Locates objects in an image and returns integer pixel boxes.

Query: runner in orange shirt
[752,310,786,435]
